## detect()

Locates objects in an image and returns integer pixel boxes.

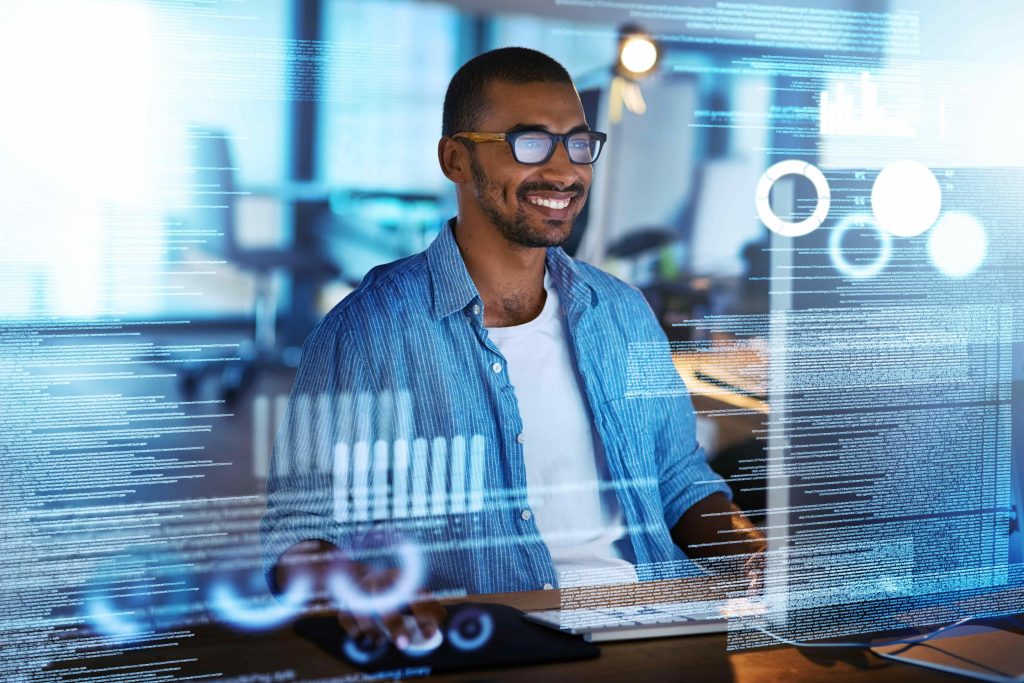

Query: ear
[438,137,472,184]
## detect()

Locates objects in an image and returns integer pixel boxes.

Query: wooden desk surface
[48,589,969,683]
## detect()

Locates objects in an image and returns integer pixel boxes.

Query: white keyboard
[524,601,727,642]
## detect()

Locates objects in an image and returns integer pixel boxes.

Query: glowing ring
[341,632,389,665]
[83,558,196,641]
[447,608,494,651]
[327,542,424,616]
[828,214,892,279]
[398,624,444,657]
[755,160,831,237]
[83,596,144,640]
[207,573,312,630]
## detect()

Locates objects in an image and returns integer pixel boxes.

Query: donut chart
[828,214,892,279]
[755,160,831,237]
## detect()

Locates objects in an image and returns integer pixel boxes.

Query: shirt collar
[545,237,598,315]
[426,218,481,320]
[427,217,598,320]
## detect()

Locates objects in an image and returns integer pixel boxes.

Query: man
[262,47,764,646]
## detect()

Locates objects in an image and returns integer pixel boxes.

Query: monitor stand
[872,624,1024,683]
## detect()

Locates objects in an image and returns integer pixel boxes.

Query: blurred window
[487,13,616,83]
[0,0,290,319]
[319,0,460,193]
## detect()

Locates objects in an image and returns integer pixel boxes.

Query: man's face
[465,80,593,249]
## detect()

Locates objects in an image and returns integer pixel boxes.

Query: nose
[538,140,584,187]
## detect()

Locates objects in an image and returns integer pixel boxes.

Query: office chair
[178,128,340,403]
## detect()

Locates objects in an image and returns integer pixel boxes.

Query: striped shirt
[261,218,731,595]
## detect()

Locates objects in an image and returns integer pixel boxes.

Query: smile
[526,195,571,210]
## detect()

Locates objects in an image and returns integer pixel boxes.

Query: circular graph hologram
[871,160,942,237]
[327,541,425,616]
[828,214,892,279]
[447,607,495,651]
[208,571,312,631]
[755,160,831,237]
[928,211,987,277]
[341,632,389,665]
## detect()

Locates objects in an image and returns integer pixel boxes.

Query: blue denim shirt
[261,219,731,595]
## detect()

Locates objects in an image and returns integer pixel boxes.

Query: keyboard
[523,600,727,642]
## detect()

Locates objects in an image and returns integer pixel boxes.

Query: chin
[532,221,573,247]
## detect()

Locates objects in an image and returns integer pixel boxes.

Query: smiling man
[262,47,765,646]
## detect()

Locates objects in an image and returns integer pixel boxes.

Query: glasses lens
[513,133,554,164]
[566,133,602,163]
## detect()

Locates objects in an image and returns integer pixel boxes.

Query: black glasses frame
[452,129,608,165]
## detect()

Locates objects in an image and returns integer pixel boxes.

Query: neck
[451,214,548,327]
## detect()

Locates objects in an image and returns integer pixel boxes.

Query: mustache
[517,182,586,197]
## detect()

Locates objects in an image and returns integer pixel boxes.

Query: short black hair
[442,47,574,137]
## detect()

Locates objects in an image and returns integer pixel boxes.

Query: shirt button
[520,509,532,521]
[491,362,502,373]
[543,583,554,590]
[472,304,481,315]
[516,433,525,444]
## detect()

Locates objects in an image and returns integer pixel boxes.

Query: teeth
[527,196,570,210]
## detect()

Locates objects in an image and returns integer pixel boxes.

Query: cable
[752,616,975,649]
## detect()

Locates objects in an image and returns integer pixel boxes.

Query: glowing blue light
[207,573,312,631]
[327,541,424,616]
[83,596,144,640]
[928,211,987,278]
[447,608,494,651]
[396,617,445,658]
[828,214,892,279]
[342,633,389,665]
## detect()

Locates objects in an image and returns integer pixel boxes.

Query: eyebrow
[506,122,591,134]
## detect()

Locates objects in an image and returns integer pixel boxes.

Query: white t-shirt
[486,274,637,587]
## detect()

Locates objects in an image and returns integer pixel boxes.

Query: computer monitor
[741,164,1024,657]
[575,74,698,264]
[689,159,765,278]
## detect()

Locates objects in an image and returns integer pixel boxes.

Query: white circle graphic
[755,160,831,237]
[871,160,942,237]
[928,211,986,277]
[327,541,424,616]
[828,214,892,279]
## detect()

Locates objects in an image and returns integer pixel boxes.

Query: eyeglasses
[452,129,607,165]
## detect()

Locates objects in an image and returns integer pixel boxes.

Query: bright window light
[0,0,153,203]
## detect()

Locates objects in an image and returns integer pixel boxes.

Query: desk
[49,590,970,682]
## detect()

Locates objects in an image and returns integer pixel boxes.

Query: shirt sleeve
[641,325,734,533]
[259,316,371,594]
[655,383,734,533]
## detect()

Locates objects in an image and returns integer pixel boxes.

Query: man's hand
[670,493,768,597]
[275,539,446,649]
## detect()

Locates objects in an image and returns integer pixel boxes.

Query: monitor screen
[735,165,1024,648]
